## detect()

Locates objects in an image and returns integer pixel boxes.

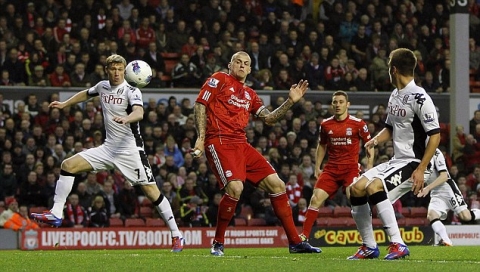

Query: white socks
[431,220,452,244]
[376,199,405,244]
[51,175,75,218]
[351,203,377,248]
[156,197,182,238]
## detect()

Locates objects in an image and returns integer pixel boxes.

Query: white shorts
[79,144,155,186]
[361,159,421,203]
[428,180,468,220]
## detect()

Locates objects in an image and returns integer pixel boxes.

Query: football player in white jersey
[31,55,184,252]
[417,148,480,246]
[347,48,441,260]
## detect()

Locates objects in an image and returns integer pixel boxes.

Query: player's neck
[395,76,414,91]
[335,113,348,121]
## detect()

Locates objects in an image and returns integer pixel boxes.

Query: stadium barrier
[436,225,480,246]
[17,226,435,250]
[0,229,18,250]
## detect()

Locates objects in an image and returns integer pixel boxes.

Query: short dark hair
[389,48,417,76]
[333,91,348,102]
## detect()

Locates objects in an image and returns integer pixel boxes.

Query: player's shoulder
[205,72,228,88]
[321,116,335,125]
[347,115,364,123]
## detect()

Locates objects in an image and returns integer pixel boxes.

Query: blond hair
[106,54,126,68]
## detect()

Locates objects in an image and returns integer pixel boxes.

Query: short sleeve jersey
[426,148,465,202]
[385,80,440,161]
[319,115,371,165]
[196,72,265,143]
[87,80,144,148]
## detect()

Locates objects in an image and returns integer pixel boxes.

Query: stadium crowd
[1,0,480,229]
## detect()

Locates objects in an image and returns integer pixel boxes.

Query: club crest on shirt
[207,78,219,88]
[117,87,124,95]
[423,112,435,123]
[346,127,352,136]
[402,94,409,104]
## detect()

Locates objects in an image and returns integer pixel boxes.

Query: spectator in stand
[324,57,345,90]
[70,63,90,88]
[135,17,155,49]
[292,197,308,226]
[171,53,201,88]
[0,163,17,202]
[180,195,210,227]
[286,173,302,207]
[49,65,71,87]
[62,193,88,228]
[369,47,389,91]
[470,110,480,134]
[88,195,110,227]
[28,65,50,87]
[75,181,92,211]
[117,181,140,220]
[275,69,294,90]
[161,180,180,214]
[421,71,441,93]
[0,198,40,231]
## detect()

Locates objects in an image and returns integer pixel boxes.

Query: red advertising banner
[19,226,435,250]
[20,227,290,250]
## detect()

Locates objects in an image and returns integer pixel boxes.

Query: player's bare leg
[31,154,93,226]
[300,188,329,241]
[142,184,184,252]
[260,174,321,253]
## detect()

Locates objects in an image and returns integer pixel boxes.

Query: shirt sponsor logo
[208,78,219,88]
[228,95,250,110]
[101,93,124,104]
[423,112,435,123]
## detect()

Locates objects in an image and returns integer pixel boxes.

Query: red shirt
[319,115,371,165]
[196,72,265,144]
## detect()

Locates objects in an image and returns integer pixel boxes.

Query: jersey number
[134,168,140,179]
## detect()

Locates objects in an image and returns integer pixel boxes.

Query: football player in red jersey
[192,51,321,256]
[299,91,374,241]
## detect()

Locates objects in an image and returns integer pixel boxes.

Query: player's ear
[227,63,231,70]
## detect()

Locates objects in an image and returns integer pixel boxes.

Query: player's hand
[49,101,66,109]
[411,168,425,195]
[288,79,309,103]
[192,139,204,159]
[364,137,377,149]
[417,186,430,198]
[314,168,322,179]
[113,116,129,124]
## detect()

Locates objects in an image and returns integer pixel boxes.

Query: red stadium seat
[247,218,266,226]
[109,218,124,227]
[327,217,348,227]
[372,218,383,227]
[141,198,152,207]
[400,207,411,218]
[333,206,351,218]
[140,206,153,218]
[145,218,166,227]
[409,207,428,218]
[345,217,356,227]
[240,205,253,220]
[124,218,146,227]
[316,217,328,226]
[318,206,333,217]
[405,217,427,226]
[234,218,247,226]
[397,217,406,227]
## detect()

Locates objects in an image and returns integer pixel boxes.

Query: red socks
[301,208,319,238]
[270,192,302,244]
[214,193,238,244]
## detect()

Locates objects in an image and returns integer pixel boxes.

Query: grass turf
[2,246,480,272]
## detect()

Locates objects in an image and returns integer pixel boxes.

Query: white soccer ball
[125,60,152,88]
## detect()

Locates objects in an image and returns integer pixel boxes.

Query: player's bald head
[230,51,251,64]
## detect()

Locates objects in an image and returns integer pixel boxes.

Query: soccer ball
[125,60,152,88]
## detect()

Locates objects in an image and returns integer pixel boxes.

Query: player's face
[106,62,125,86]
[331,95,349,118]
[228,54,251,82]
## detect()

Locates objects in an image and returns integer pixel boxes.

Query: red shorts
[205,141,276,189]
[314,163,360,196]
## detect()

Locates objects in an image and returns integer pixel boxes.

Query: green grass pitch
[1,246,479,272]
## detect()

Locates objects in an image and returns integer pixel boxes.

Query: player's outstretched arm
[417,171,448,197]
[192,102,206,158]
[49,90,89,109]
[259,80,309,126]
[113,105,144,124]
[364,127,392,149]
